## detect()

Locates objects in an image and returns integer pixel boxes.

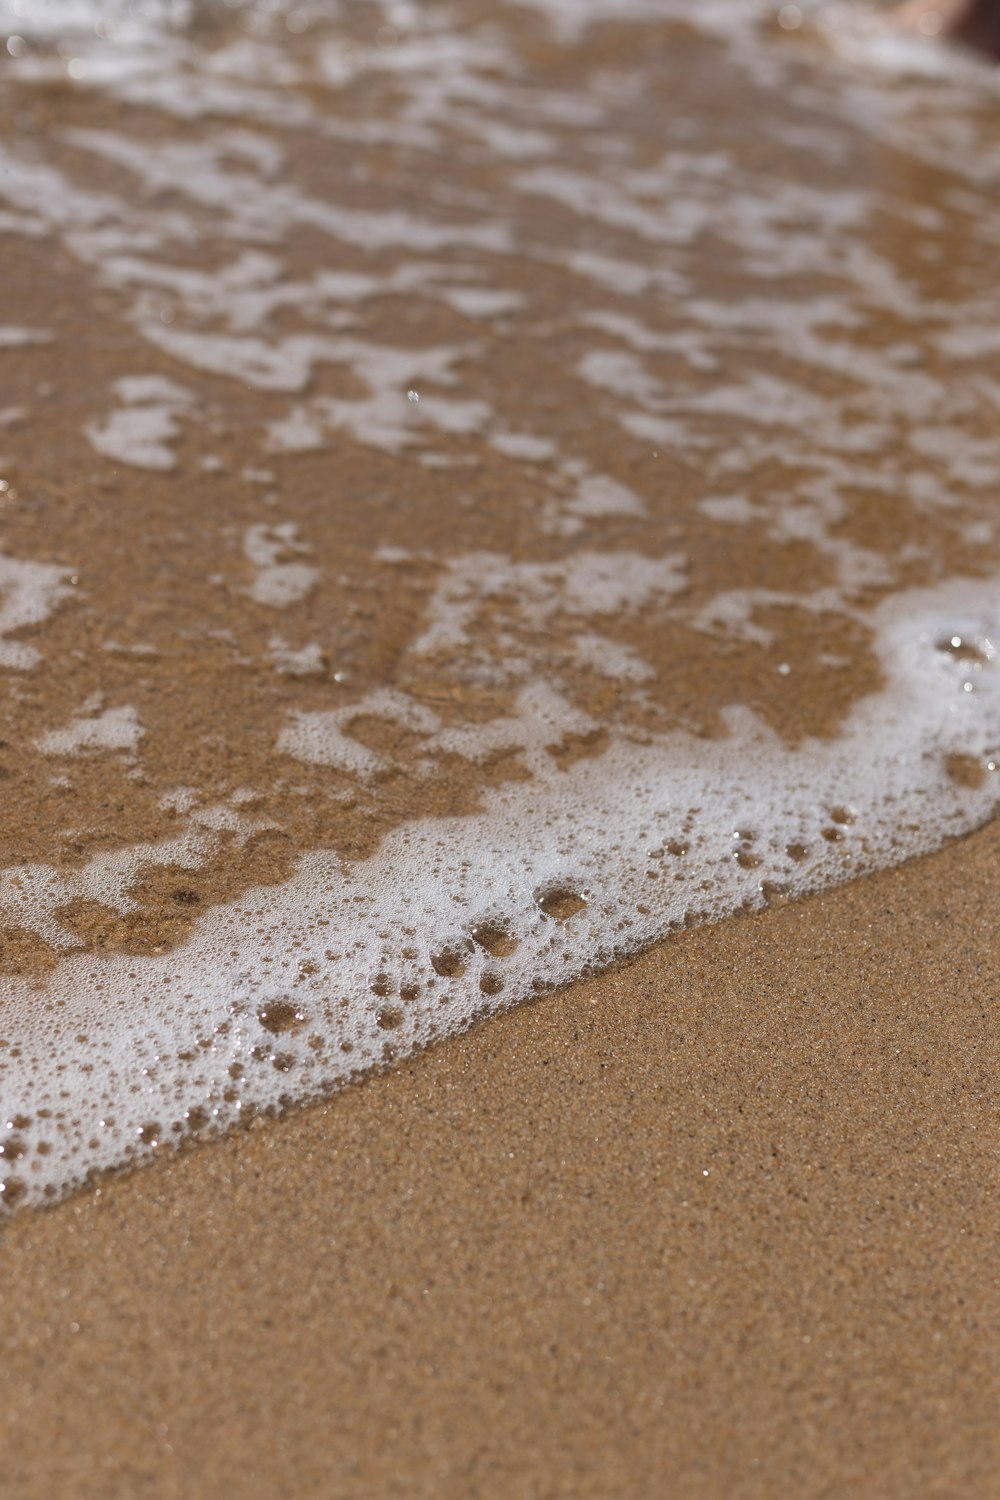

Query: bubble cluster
[0,579,995,1210]
[0,0,999,1212]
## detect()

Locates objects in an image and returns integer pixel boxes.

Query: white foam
[439,287,525,319]
[266,407,325,453]
[268,637,327,678]
[699,495,757,525]
[244,523,318,608]
[62,127,513,254]
[0,326,53,348]
[85,375,192,470]
[279,688,437,776]
[3,0,1000,1214]
[412,550,688,658]
[490,432,558,463]
[0,0,193,45]
[37,703,144,756]
[508,0,749,44]
[816,1,1000,84]
[267,372,489,456]
[0,554,74,670]
[573,633,655,681]
[1,576,997,1206]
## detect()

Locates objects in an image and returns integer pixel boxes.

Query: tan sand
[1,5,999,1492]
[2,815,997,1499]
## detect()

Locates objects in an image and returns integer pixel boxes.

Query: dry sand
[2,815,997,1499]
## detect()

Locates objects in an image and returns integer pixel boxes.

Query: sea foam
[0,0,999,1207]
[0,578,997,1205]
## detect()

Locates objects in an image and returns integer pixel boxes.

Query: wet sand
[3,815,997,1499]
[1,3,1000,1491]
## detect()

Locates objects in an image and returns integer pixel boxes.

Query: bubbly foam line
[0,0,999,1213]
[1,578,997,1207]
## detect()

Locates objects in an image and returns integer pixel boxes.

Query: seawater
[0,0,998,1207]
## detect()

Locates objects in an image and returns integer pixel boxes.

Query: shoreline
[8,803,1000,1223]
[1,0,999,1208]
[3,814,998,1497]
[2,4,999,1491]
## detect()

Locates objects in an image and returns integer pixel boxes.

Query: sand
[2,814,997,1499]
[2,4,1000,1492]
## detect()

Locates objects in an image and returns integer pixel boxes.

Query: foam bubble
[0,577,997,1206]
[2,0,1000,1214]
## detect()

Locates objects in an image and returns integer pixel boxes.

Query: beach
[1,0,999,1491]
[3,813,999,1497]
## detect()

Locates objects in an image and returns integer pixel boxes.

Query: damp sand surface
[2,815,999,1499]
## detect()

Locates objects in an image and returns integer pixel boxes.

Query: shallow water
[0,0,998,1207]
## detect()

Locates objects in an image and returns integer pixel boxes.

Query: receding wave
[0,0,997,1207]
